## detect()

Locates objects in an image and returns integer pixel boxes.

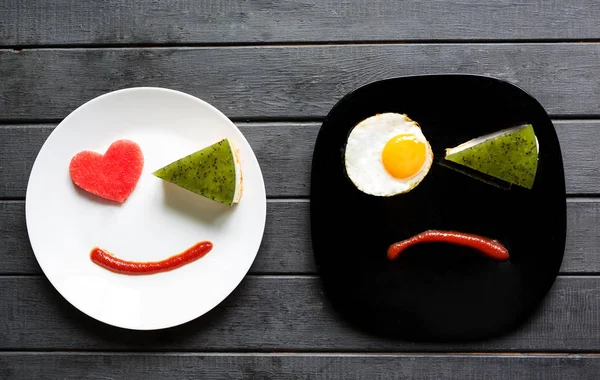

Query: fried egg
[344,113,433,196]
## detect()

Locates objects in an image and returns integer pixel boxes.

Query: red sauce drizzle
[387,230,509,262]
[90,241,213,275]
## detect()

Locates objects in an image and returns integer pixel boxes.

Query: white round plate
[26,87,267,330]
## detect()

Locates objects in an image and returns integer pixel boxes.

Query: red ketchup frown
[387,230,509,262]
[90,241,213,275]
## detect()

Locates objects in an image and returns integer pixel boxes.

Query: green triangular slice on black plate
[153,138,242,206]
[444,124,538,189]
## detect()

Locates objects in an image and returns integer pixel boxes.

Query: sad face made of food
[344,112,539,262]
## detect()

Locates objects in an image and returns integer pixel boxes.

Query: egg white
[344,113,433,196]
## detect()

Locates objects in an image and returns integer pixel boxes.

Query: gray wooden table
[2,1,600,379]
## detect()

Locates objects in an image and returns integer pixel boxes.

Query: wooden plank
[2,1,600,46]
[0,126,49,198]
[1,120,600,198]
[564,200,600,273]
[0,276,598,351]
[1,45,600,119]
[1,353,599,380]
[0,201,39,274]
[555,120,600,194]
[1,199,599,275]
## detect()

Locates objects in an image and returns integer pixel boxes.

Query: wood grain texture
[0,201,40,274]
[1,199,599,275]
[2,1,600,46]
[2,45,600,120]
[0,276,598,351]
[1,120,600,198]
[1,353,599,380]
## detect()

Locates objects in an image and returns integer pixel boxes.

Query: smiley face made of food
[69,138,242,275]
[343,112,539,262]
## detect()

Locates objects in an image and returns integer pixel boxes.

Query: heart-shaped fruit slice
[69,139,144,203]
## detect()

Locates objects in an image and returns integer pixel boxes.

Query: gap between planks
[7,39,600,50]
[0,352,598,357]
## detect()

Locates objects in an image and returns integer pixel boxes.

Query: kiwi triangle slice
[153,138,241,205]
[444,124,538,189]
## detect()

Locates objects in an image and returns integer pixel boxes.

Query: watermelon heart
[69,139,144,203]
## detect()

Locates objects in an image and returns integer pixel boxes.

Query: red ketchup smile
[90,241,213,275]
[387,230,509,262]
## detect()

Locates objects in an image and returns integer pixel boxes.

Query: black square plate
[310,74,566,341]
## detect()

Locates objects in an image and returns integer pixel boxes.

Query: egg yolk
[381,134,427,179]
